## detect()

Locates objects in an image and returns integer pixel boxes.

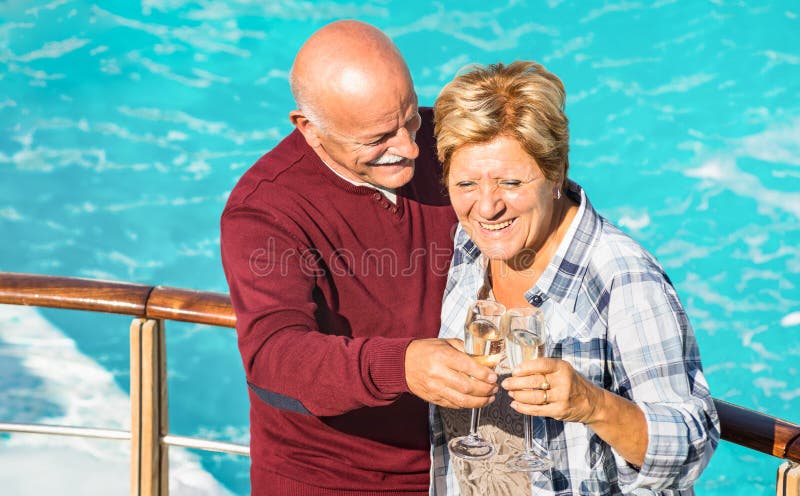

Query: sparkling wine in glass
[504,307,554,472]
[447,299,506,460]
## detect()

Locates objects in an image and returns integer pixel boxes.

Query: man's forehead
[330,93,419,141]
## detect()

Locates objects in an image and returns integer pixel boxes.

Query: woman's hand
[500,357,605,424]
[501,356,648,467]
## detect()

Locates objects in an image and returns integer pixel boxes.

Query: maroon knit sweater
[220,108,457,495]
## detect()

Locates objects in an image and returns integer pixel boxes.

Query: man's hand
[405,338,498,409]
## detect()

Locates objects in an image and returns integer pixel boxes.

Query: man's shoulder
[404,107,451,206]
[225,129,314,211]
[417,106,435,163]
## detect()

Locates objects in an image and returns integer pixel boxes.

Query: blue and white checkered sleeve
[606,273,720,492]
[429,226,473,495]
[429,404,460,495]
[439,225,477,340]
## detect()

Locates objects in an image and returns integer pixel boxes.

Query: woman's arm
[502,357,648,466]
[502,274,719,490]
[603,275,720,490]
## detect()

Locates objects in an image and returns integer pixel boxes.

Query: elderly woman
[430,61,719,495]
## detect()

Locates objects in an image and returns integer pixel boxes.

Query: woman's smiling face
[447,135,559,264]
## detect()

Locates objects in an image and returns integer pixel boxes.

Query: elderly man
[220,21,498,495]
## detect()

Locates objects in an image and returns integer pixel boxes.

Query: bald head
[288,21,420,190]
[290,20,413,128]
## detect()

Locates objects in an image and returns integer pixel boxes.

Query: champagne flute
[447,299,506,460]
[504,306,554,472]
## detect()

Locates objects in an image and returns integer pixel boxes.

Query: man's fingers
[420,372,496,409]
[429,342,499,386]
[454,356,498,384]
[428,363,497,398]
[445,338,464,352]
[433,339,498,385]
[452,371,499,397]
[438,388,497,409]
[405,338,499,408]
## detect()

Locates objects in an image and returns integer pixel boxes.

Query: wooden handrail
[716,400,800,461]
[1,271,799,464]
[0,272,153,316]
[147,287,235,328]
[0,272,234,327]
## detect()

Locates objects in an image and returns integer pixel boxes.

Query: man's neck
[321,159,397,204]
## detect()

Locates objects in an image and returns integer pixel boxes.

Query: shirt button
[372,192,382,201]
[531,294,543,306]
[381,202,390,209]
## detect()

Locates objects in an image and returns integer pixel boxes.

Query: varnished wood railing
[1,272,799,494]
[0,272,235,327]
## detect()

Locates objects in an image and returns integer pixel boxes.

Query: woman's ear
[552,179,562,200]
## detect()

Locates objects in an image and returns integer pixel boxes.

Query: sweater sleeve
[220,204,413,417]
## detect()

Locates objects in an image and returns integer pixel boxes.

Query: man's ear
[289,110,321,148]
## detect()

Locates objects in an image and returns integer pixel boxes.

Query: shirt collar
[320,158,397,204]
[527,180,601,310]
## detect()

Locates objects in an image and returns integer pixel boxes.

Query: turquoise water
[1,1,798,494]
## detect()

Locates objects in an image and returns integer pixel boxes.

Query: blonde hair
[434,61,569,187]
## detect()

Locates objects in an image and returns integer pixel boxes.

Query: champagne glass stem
[448,405,494,460]
[525,414,549,454]
[468,407,481,439]
[505,413,553,471]
[504,307,553,471]
[524,413,534,453]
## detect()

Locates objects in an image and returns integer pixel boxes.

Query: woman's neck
[489,195,578,308]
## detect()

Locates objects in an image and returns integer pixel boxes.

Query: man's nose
[388,127,419,159]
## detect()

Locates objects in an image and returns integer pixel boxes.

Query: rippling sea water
[1,1,798,494]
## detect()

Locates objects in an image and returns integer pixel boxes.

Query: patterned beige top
[439,370,537,495]
[438,267,546,495]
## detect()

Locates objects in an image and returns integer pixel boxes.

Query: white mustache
[369,154,406,165]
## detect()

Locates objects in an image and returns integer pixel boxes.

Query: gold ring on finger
[540,380,550,390]
[542,390,548,405]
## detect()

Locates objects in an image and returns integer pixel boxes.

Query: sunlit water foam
[0,304,233,495]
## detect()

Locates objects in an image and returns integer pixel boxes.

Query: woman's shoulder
[588,215,668,283]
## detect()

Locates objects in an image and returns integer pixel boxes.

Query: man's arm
[221,205,497,416]
[222,205,411,416]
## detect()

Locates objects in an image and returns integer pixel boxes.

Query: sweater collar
[294,130,406,201]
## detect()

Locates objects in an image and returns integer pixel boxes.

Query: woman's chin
[476,243,518,261]
[477,242,537,270]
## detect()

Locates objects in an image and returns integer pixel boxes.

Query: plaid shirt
[430,181,719,495]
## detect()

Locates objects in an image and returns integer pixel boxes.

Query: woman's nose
[477,185,504,219]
